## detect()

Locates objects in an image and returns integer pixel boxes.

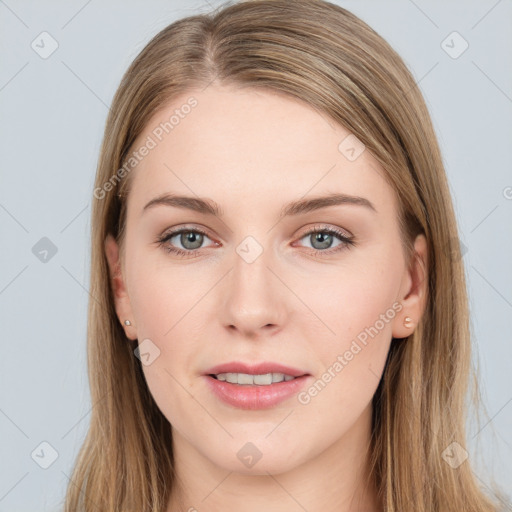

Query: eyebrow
[142,192,377,219]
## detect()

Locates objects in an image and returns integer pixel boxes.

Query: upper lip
[205,361,309,377]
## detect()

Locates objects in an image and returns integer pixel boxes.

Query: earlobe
[392,233,428,339]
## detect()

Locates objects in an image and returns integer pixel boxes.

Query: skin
[105,84,428,512]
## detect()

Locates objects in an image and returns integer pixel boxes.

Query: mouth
[204,361,309,382]
[208,372,298,385]
[203,361,311,409]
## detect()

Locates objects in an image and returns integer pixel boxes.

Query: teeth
[214,372,297,385]
[237,372,255,385]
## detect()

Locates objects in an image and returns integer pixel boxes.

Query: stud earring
[124,320,131,326]
[403,316,413,328]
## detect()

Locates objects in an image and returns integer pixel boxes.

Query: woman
[64,0,508,510]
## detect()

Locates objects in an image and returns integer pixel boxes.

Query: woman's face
[106,84,427,476]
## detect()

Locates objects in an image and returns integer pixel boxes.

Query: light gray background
[1,0,511,510]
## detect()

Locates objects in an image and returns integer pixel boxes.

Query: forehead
[125,85,396,220]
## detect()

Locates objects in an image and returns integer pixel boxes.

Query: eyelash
[156,224,356,259]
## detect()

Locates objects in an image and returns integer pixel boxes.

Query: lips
[204,361,309,378]
[202,361,312,409]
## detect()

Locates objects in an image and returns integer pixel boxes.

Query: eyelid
[297,223,353,238]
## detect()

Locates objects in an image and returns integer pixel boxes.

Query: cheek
[124,249,202,382]
[128,262,207,427]
[307,253,401,349]
[297,254,400,405]
[127,248,207,342]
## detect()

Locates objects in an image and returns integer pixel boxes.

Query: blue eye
[157,227,215,257]
[156,224,355,258]
[297,226,355,255]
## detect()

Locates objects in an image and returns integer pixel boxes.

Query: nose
[219,245,286,339]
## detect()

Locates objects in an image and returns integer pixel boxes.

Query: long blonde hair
[64,1,508,510]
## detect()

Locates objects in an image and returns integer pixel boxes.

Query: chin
[202,438,307,476]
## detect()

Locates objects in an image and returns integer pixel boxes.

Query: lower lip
[204,375,311,410]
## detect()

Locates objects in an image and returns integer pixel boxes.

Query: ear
[392,233,428,339]
[105,233,137,340]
